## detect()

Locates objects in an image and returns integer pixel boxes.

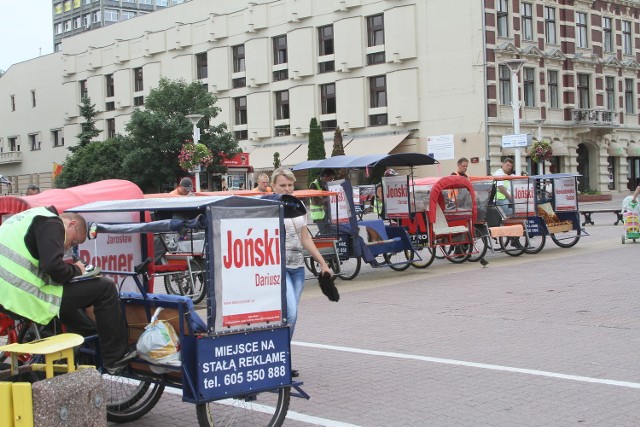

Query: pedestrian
[169,177,193,196]
[256,173,273,193]
[451,158,469,178]
[271,167,332,377]
[0,207,135,374]
[494,158,514,216]
[309,168,336,233]
[26,184,41,195]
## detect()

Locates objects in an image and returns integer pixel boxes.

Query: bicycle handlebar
[134,257,153,275]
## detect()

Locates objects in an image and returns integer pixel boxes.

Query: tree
[123,77,239,192]
[307,118,325,160]
[55,136,129,188]
[273,152,281,169]
[72,95,101,152]
[331,126,345,157]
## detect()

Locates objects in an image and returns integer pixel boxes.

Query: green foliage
[55,136,128,188]
[73,95,101,152]
[331,126,345,157]
[307,118,325,185]
[273,152,281,169]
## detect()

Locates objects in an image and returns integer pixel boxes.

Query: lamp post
[186,114,205,192]
[533,118,545,175]
[501,59,527,177]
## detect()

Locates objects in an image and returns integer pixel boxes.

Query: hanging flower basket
[178,143,213,171]
[530,139,553,163]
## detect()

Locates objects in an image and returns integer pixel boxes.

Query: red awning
[0,179,144,217]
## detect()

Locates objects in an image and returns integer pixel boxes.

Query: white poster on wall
[383,175,410,218]
[427,134,455,160]
[554,178,578,211]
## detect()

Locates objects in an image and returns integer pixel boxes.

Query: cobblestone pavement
[110,193,640,426]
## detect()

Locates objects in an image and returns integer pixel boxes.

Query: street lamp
[533,118,545,175]
[186,114,205,192]
[501,59,527,176]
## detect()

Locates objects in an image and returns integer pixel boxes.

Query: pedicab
[292,153,439,275]
[64,194,308,426]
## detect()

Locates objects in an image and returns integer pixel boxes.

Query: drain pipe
[481,0,491,175]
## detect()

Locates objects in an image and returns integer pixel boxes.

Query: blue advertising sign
[196,327,291,400]
[525,216,543,236]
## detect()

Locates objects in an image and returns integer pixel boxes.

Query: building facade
[52,0,191,52]
[1,0,639,194]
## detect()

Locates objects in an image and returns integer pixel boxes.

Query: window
[9,137,19,151]
[235,130,248,140]
[320,120,337,131]
[196,53,207,79]
[273,70,288,81]
[29,134,40,151]
[31,90,36,108]
[79,80,88,98]
[64,20,71,32]
[274,125,290,136]
[52,129,64,147]
[232,45,245,72]
[83,14,90,28]
[140,0,152,4]
[157,0,168,6]
[54,43,61,52]
[275,91,289,120]
[369,114,388,126]
[55,23,63,34]
[497,0,509,37]
[106,119,116,138]
[623,21,633,55]
[547,70,559,109]
[273,35,287,65]
[92,10,100,23]
[523,67,535,107]
[105,101,115,111]
[521,3,533,41]
[367,52,385,65]
[625,78,634,114]
[321,83,336,114]
[10,95,15,112]
[234,97,247,125]
[134,96,144,106]
[605,76,616,111]
[544,6,556,44]
[106,74,114,97]
[318,25,334,56]
[120,11,135,20]
[319,61,335,73]
[577,74,590,109]
[367,14,384,46]
[576,12,588,48]
[104,9,118,22]
[134,67,143,92]
[603,17,613,52]
[232,78,246,88]
[499,65,511,105]
[74,17,81,29]
[369,75,387,108]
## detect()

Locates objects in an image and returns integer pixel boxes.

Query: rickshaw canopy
[413,175,477,223]
[292,152,438,171]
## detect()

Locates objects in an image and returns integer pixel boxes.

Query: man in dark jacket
[0,206,134,374]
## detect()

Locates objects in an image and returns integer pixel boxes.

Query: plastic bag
[136,307,181,373]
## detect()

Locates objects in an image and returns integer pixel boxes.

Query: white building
[1,0,639,193]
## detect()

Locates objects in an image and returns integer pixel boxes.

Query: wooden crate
[546,223,573,233]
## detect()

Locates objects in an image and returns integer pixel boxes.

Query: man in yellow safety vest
[309,168,336,233]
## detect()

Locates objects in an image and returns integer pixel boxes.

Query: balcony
[0,151,23,164]
[572,109,619,127]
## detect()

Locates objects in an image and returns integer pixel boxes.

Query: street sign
[501,133,532,148]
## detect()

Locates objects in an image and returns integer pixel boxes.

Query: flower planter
[577,194,612,202]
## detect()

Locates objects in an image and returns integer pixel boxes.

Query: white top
[284,214,305,268]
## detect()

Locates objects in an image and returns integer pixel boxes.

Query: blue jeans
[496,198,513,217]
[285,267,306,340]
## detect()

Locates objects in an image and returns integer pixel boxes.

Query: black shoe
[291,369,299,378]
[104,349,137,375]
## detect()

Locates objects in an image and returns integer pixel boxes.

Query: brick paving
[109,194,640,426]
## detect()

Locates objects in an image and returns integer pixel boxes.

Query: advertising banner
[511,180,534,216]
[554,178,578,211]
[327,181,351,223]
[197,327,291,400]
[219,217,282,327]
[383,176,410,218]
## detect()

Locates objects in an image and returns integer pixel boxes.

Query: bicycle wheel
[384,250,414,271]
[499,235,528,256]
[104,375,165,423]
[445,243,472,263]
[524,232,546,254]
[164,258,206,304]
[337,256,361,280]
[468,227,489,262]
[196,387,290,427]
[551,227,581,248]
[411,245,436,269]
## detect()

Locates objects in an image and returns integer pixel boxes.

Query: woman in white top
[271,168,332,343]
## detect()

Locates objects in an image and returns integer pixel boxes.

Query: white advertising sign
[427,134,455,160]
[383,176,410,218]
[554,178,577,211]
[220,218,282,327]
[327,182,351,223]
[501,133,533,148]
[511,180,535,216]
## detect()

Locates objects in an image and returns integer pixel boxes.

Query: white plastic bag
[136,307,181,373]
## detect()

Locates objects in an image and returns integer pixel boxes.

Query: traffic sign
[501,133,532,148]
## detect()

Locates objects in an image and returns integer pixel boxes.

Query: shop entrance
[576,143,589,192]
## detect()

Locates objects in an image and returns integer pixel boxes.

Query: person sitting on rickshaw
[493,158,514,216]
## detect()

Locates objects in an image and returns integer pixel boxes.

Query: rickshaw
[59,195,307,426]
[292,153,439,276]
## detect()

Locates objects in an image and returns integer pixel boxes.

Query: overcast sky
[0,0,53,72]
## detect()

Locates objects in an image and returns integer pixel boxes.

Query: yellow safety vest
[309,179,326,221]
[0,207,64,324]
